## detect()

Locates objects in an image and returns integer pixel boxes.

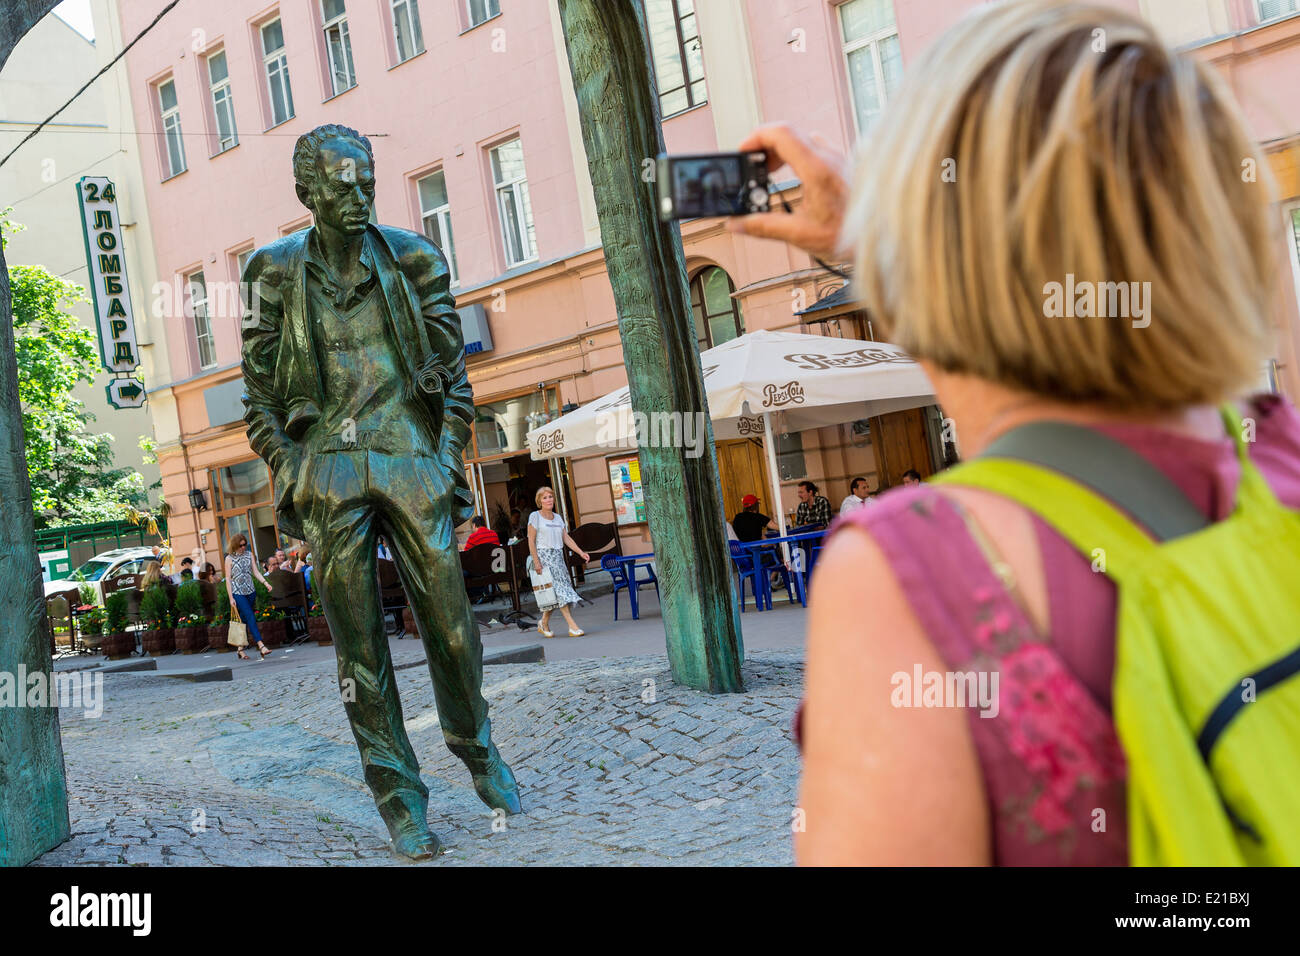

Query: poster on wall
[608,455,646,526]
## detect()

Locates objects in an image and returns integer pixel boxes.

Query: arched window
[691,266,744,350]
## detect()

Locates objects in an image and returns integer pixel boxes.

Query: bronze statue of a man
[240,123,519,859]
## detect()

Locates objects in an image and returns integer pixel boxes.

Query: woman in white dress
[527,487,590,637]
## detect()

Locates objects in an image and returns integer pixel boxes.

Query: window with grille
[644,0,707,117]
[322,0,357,95]
[839,0,902,135]
[490,139,537,267]
[206,50,238,153]
[392,0,424,63]
[261,18,295,127]
[418,170,459,286]
[157,78,186,178]
[1258,0,1299,23]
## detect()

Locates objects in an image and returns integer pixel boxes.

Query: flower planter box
[208,622,232,652]
[258,618,287,648]
[308,616,333,645]
[174,625,208,654]
[102,631,134,660]
[141,628,175,656]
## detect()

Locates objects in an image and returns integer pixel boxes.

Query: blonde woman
[223,533,273,661]
[139,560,166,591]
[527,487,589,637]
[732,1,1300,864]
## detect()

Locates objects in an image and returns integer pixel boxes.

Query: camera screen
[670,156,747,217]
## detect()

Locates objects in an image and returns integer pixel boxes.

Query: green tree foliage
[3,212,150,525]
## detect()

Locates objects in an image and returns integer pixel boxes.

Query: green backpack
[932,405,1300,865]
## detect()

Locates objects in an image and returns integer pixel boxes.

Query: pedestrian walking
[527,487,589,637]
[224,533,272,661]
[734,0,1300,865]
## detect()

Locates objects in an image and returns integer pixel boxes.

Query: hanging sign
[77,176,143,408]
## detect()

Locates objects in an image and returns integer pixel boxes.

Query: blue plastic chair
[729,541,770,611]
[601,553,659,620]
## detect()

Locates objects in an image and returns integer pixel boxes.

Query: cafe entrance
[463,385,577,539]
[210,458,287,564]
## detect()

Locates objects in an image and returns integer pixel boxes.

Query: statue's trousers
[297,447,496,804]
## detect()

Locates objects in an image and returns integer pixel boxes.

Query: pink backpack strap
[828,487,1129,864]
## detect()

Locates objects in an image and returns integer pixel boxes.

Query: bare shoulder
[798,521,990,864]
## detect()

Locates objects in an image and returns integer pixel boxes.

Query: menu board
[608,455,647,526]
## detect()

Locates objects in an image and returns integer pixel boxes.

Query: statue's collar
[305,225,377,308]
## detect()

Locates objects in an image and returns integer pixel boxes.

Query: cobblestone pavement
[34,648,804,866]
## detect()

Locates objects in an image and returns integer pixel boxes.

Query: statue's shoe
[376,788,443,860]
[391,827,444,861]
[473,755,522,815]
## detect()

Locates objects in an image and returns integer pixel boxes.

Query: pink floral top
[807,395,1300,865]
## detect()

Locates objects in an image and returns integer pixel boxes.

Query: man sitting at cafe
[839,476,875,516]
[462,515,500,551]
[732,494,778,542]
[170,556,195,585]
[794,481,832,528]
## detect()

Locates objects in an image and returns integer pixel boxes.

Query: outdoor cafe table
[610,551,656,620]
[734,529,829,609]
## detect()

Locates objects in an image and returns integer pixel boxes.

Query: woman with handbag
[527,487,589,637]
[223,533,273,661]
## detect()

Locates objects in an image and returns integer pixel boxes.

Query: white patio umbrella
[526,329,936,544]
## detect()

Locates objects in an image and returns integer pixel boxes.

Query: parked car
[44,547,159,605]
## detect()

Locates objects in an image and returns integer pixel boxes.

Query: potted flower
[308,602,332,645]
[138,584,174,656]
[101,591,133,659]
[256,604,286,647]
[209,581,232,651]
[79,605,106,653]
[173,580,207,653]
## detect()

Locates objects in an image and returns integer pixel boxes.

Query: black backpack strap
[981,422,1209,542]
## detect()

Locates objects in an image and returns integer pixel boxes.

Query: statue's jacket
[240,223,474,540]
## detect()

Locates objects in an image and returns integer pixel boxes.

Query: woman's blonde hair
[845,0,1276,407]
[535,486,555,508]
[227,533,248,557]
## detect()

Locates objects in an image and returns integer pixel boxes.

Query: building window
[839,0,902,134]
[206,50,238,153]
[186,270,217,370]
[490,139,537,267]
[467,0,500,29]
[261,17,295,127]
[321,0,357,96]
[1258,0,1299,22]
[211,459,284,560]
[644,0,706,117]
[392,0,424,62]
[418,170,459,286]
[776,432,807,481]
[235,247,254,278]
[157,78,186,178]
[691,266,744,349]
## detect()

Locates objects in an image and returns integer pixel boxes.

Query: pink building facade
[118,0,1300,567]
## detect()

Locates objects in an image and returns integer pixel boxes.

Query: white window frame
[418,170,459,286]
[645,0,708,118]
[1257,0,1300,24]
[838,0,901,136]
[158,78,186,178]
[261,18,295,127]
[490,140,537,268]
[467,0,500,29]
[391,0,424,63]
[206,49,238,153]
[187,270,217,370]
[322,0,357,96]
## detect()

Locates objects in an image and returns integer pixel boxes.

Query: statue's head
[293,124,375,236]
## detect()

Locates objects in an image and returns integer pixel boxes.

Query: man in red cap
[731,493,778,543]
